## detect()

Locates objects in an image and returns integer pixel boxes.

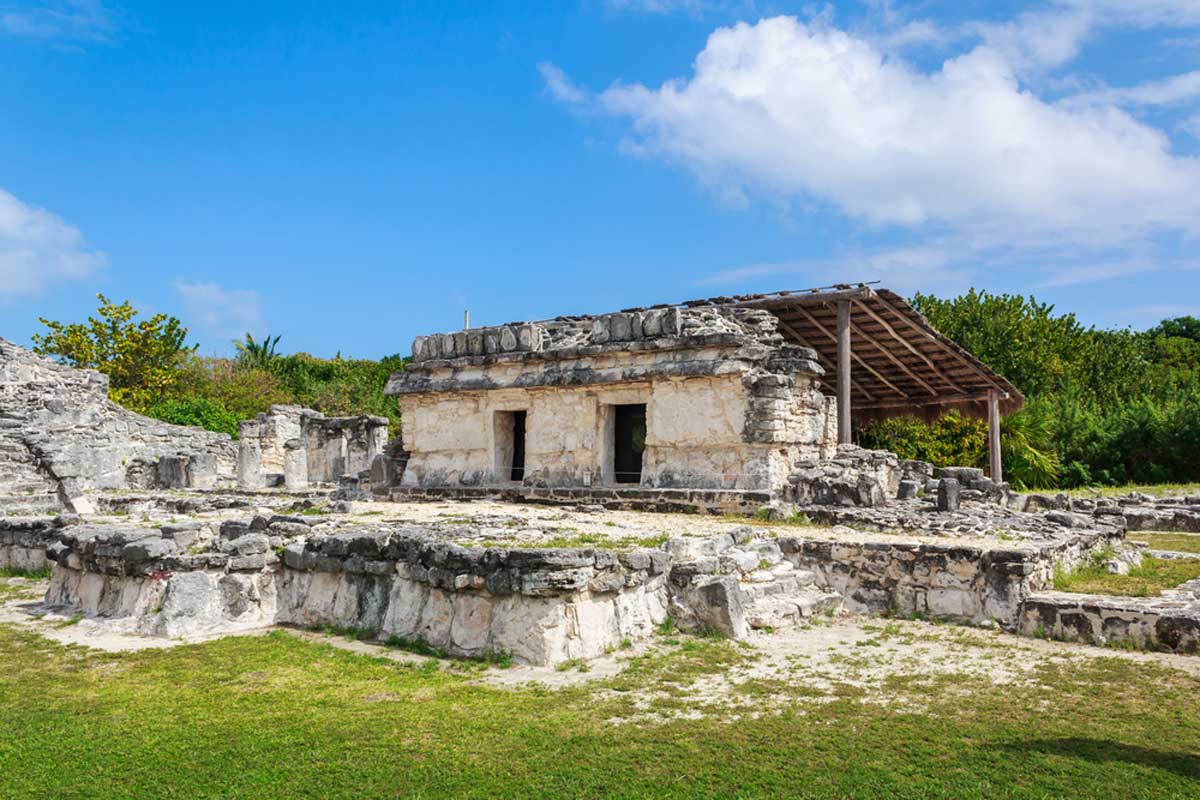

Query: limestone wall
[0,339,237,510]
[389,305,836,494]
[1019,588,1200,652]
[396,366,834,491]
[237,406,388,490]
[0,518,56,571]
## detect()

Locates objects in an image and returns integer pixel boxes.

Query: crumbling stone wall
[0,339,236,511]
[237,405,388,490]
[388,308,836,492]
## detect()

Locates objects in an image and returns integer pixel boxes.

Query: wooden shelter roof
[679,283,1025,422]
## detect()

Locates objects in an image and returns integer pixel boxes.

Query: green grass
[1130,532,1200,555]
[1063,483,1200,498]
[1053,555,1200,597]
[0,566,51,580]
[1,620,1200,798]
[733,510,828,528]
[483,531,669,551]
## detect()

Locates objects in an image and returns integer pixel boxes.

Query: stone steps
[0,493,61,516]
[739,565,842,630]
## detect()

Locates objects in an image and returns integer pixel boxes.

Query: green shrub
[145,397,240,437]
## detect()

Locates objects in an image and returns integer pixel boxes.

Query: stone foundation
[1020,584,1200,652]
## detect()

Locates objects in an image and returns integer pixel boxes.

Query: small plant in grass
[555,658,590,673]
[655,617,676,637]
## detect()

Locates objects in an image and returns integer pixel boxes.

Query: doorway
[494,410,527,483]
[612,404,645,484]
[510,410,526,481]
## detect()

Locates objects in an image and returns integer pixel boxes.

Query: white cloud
[0,188,106,299]
[172,280,265,343]
[1183,113,1200,139]
[1070,71,1200,108]
[596,16,1200,245]
[537,61,587,104]
[974,1,1200,74]
[0,0,115,42]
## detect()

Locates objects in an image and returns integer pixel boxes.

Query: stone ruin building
[386,284,1023,510]
[236,405,389,492]
[3,285,1200,667]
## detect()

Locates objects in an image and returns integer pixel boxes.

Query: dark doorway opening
[613,404,646,484]
[510,410,526,482]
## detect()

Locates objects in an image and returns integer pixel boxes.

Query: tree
[1148,316,1200,343]
[233,333,282,369]
[32,294,195,412]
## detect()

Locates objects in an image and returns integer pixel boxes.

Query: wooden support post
[837,300,851,444]
[988,389,1002,482]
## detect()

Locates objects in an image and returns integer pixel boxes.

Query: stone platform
[6,489,1179,664]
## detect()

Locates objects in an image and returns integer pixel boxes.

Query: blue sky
[1,0,1198,358]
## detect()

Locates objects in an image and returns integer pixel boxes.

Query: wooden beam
[851,299,966,394]
[793,306,909,399]
[870,291,1006,394]
[848,320,939,395]
[856,394,993,411]
[774,317,876,403]
[988,389,1003,482]
[837,300,852,444]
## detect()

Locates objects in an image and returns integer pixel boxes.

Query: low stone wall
[46,568,277,637]
[777,527,1123,628]
[0,517,59,571]
[38,519,671,665]
[275,532,670,664]
[786,445,901,507]
[389,485,773,514]
[1020,585,1200,653]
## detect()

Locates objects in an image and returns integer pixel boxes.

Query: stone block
[641,309,663,336]
[610,313,632,342]
[591,317,611,345]
[155,456,189,489]
[897,479,920,500]
[937,478,961,511]
[230,533,270,556]
[499,327,518,351]
[411,336,428,361]
[122,538,176,563]
[938,466,984,483]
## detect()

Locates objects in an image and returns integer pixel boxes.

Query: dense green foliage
[144,396,241,438]
[168,350,407,436]
[861,290,1200,489]
[35,297,407,438]
[32,293,196,412]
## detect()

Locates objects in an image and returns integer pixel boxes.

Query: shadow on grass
[1004,738,1200,780]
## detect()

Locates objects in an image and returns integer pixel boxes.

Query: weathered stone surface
[937,478,961,512]
[0,339,237,506]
